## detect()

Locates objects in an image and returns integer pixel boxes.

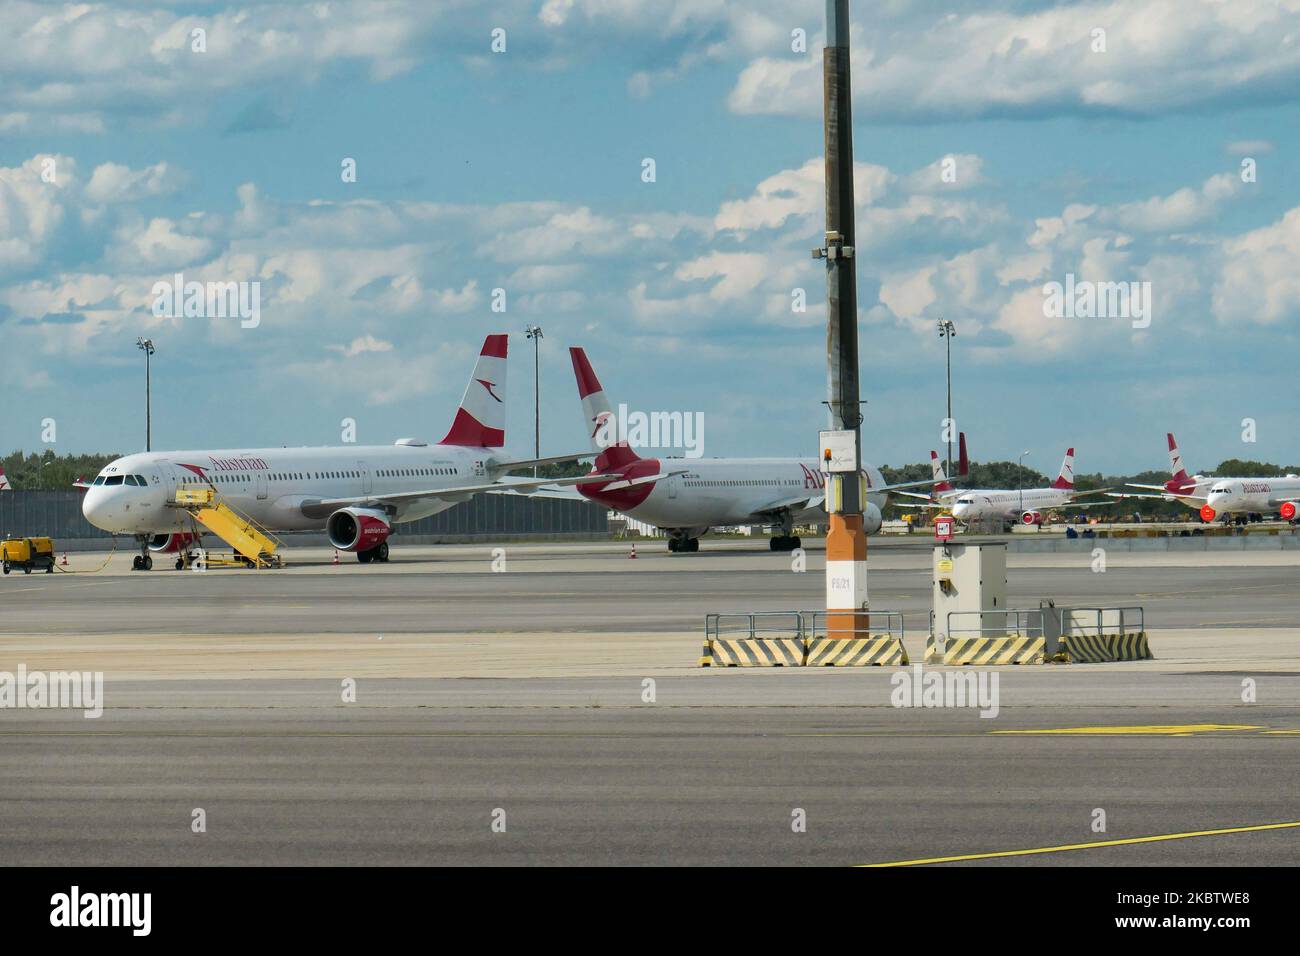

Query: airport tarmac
[1,538,1297,865]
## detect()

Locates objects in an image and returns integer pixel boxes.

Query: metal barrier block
[1061,632,1153,663]
[699,638,807,667]
[806,636,908,667]
[943,636,1045,665]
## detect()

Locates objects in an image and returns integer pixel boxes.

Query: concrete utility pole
[818,0,867,638]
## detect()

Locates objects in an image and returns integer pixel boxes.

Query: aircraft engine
[862,501,883,535]
[327,508,392,552]
[148,532,200,553]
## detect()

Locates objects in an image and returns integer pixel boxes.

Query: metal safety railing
[931,608,1045,640]
[1065,606,1145,637]
[705,610,905,642]
[806,610,904,642]
[705,611,806,642]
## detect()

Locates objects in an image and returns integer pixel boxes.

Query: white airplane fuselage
[82,443,501,536]
[600,457,887,531]
[1205,477,1300,517]
[950,487,1081,523]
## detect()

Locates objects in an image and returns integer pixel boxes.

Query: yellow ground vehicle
[2,536,56,575]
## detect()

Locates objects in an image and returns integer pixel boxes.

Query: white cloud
[729,1,1300,121]
[85,161,184,204]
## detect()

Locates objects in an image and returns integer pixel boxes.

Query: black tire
[132,555,142,570]
[791,536,801,550]
[2,562,9,575]
[358,550,372,564]
[377,541,389,562]
[143,555,153,571]
[175,558,184,570]
[45,564,53,573]
[687,538,699,553]
[668,538,679,553]
[23,566,32,574]
[769,537,781,551]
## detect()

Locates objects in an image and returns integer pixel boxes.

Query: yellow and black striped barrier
[936,635,1046,665]
[806,636,908,666]
[699,637,807,667]
[1061,632,1153,663]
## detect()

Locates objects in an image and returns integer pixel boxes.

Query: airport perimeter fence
[0,490,609,549]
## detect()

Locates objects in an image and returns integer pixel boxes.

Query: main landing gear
[357,541,390,564]
[769,515,801,551]
[667,534,699,553]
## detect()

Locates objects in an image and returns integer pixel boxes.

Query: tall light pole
[524,325,543,477]
[136,337,155,452]
[938,318,956,480]
[1018,450,1030,517]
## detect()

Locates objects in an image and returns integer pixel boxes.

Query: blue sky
[2,0,1299,475]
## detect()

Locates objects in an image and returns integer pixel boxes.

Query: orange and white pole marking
[825,507,868,638]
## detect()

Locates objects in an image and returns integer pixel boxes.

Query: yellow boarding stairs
[172,486,285,569]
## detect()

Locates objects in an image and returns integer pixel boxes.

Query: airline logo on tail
[440,334,508,448]
[1164,432,1199,494]
[1051,448,1075,490]
[0,467,10,491]
[930,451,952,494]
[569,347,641,470]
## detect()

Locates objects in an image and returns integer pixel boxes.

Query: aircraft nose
[82,487,116,531]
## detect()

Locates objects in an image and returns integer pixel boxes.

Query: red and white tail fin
[569,347,641,469]
[929,451,952,494]
[1167,432,1189,481]
[439,334,508,448]
[1051,447,1075,490]
[0,467,10,491]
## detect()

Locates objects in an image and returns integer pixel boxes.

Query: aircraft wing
[487,469,688,500]
[894,489,939,501]
[753,494,825,519]
[315,472,618,509]
[893,502,951,510]
[1106,491,1172,501]
[493,451,595,471]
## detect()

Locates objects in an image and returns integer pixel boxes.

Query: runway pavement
[7,537,1300,636]
[1,538,1297,865]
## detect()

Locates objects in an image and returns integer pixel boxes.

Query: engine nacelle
[148,532,200,553]
[327,507,391,552]
[1020,511,1043,526]
[862,501,883,535]
[1280,502,1297,521]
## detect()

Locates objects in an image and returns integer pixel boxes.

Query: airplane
[81,334,604,570]
[892,443,965,511]
[564,347,954,552]
[0,467,10,491]
[1106,433,1215,508]
[1107,431,1300,523]
[945,447,1112,527]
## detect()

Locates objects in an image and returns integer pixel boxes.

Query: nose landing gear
[131,536,153,571]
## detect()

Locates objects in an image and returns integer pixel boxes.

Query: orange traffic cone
[60,553,68,566]
[332,550,340,566]
[629,543,637,559]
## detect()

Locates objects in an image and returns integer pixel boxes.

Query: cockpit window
[93,476,106,486]
[132,474,148,486]
[957,497,973,504]
[105,475,124,486]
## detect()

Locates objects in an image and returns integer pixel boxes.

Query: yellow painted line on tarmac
[863,821,1300,867]
[991,724,1262,736]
